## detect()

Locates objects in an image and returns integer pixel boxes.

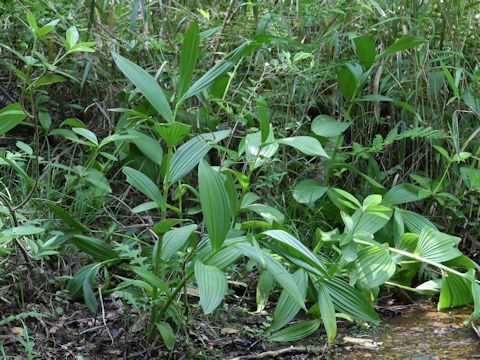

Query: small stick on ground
[229,345,323,360]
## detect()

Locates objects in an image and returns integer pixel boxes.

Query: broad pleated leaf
[277,136,329,158]
[194,261,227,314]
[466,281,480,323]
[270,269,308,331]
[71,235,118,261]
[438,272,472,310]
[324,277,379,323]
[317,282,337,343]
[268,320,320,342]
[353,35,376,69]
[292,179,327,206]
[414,227,462,263]
[380,35,427,58]
[245,203,284,224]
[383,183,423,205]
[262,251,306,310]
[46,203,91,233]
[256,271,274,312]
[263,230,326,274]
[67,263,100,298]
[123,166,164,208]
[169,130,230,183]
[178,20,200,100]
[112,52,173,122]
[245,130,279,169]
[160,224,197,260]
[154,122,191,147]
[400,209,437,234]
[83,278,97,313]
[198,160,232,251]
[311,115,350,138]
[156,321,176,350]
[354,244,396,289]
[127,129,163,165]
[0,103,27,135]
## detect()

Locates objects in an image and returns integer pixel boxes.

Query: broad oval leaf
[198,160,232,251]
[112,52,173,122]
[381,35,427,59]
[127,129,163,166]
[414,227,462,263]
[268,319,320,342]
[169,130,230,183]
[323,277,379,323]
[123,166,164,208]
[178,20,200,100]
[312,115,350,138]
[0,103,27,135]
[354,244,396,289]
[292,179,327,206]
[71,235,118,261]
[277,136,329,158]
[194,261,228,314]
[317,282,337,343]
[270,269,308,332]
[160,224,197,260]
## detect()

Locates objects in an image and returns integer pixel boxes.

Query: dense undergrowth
[0,0,479,358]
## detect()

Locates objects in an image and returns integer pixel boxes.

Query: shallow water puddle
[338,304,480,359]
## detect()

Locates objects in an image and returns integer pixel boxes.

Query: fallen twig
[229,345,323,360]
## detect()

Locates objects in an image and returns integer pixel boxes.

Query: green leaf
[263,230,326,274]
[270,269,308,332]
[466,281,480,323]
[71,235,118,261]
[32,74,66,88]
[438,272,472,310]
[198,160,232,251]
[127,129,163,166]
[27,12,38,32]
[337,63,362,101]
[160,224,197,260]
[83,279,97,313]
[154,122,191,147]
[324,277,379,323]
[383,183,423,205]
[245,203,284,224]
[293,179,327,206]
[156,321,176,350]
[399,209,437,234]
[72,127,98,146]
[67,263,100,298]
[169,130,230,183]
[256,271,274,312]
[65,26,80,49]
[354,35,376,69]
[311,115,350,138]
[194,261,227,314]
[257,97,270,142]
[178,21,200,100]
[277,136,329,158]
[269,320,320,342]
[112,52,173,122]
[317,282,337,343]
[381,36,426,58]
[263,252,306,310]
[0,226,44,245]
[46,203,91,233]
[132,267,167,291]
[354,244,396,289]
[0,103,27,135]
[123,166,164,208]
[414,227,462,263]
